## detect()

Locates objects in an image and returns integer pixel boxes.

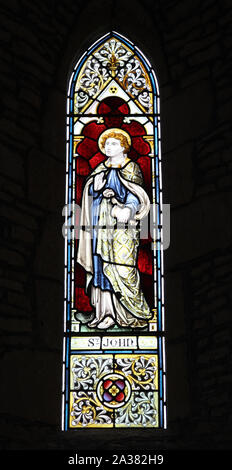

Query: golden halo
[98,128,132,155]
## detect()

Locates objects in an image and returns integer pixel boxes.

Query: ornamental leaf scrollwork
[74,38,152,113]
[71,355,112,390]
[115,392,158,427]
[115,355,157,390]
[75,58,109,112]
[71,391,113,427]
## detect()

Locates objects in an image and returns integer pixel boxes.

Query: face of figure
[104,137,125,158]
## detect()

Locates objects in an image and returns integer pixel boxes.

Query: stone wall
[0,0,231,450]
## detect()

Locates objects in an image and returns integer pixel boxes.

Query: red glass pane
[133,136,150,155]
[75,287,92,312]
[75,175,85,206]
[75,263,86,288]
[76,157,90,176]
[103,379,113,389]
[140,273,154,307]
[97,97,129,115]
[128,148,139,161]
[97,97,130,128]
[89,152,105,170]
[122,121,146,136]
[116,392,125,402]
[97,102,112,114]
[138,245,153,275]
[104,116,125,128]
[140,233,153,246]
[118,103,130,114]
[82,121,106,140]
[76,137,98,159]
[137,156,151,195]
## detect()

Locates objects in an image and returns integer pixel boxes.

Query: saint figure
[77,128,152,329]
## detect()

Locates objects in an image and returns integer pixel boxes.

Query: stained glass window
[62,32,166,430]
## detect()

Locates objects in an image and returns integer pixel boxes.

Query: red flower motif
[103,378,126,403]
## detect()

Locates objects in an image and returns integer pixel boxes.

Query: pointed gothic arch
[62,31,166,430]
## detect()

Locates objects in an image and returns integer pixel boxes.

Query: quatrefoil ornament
[97,373,131,409]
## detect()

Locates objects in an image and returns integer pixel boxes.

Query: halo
[98,128,131,154]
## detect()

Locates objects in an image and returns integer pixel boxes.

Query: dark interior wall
[0,0,232,450]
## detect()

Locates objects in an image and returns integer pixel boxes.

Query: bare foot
[97,316,115,329]
[88,318,100,328]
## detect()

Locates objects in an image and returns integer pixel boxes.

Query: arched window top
[68,31,159,114]
[62,32,166,431]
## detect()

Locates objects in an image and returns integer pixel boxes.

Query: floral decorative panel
[69,353,158,428]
